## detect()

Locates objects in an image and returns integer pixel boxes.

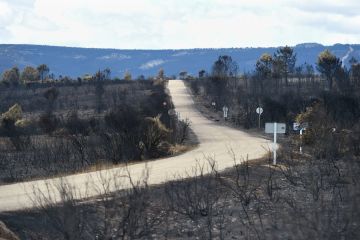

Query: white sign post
[299,128,303,154]
[256,107,263,128]
[293,122,308,154]
[265,122,286,165]
[222,106,229,120]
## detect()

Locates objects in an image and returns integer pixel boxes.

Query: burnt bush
[105,105,142,134]
[65,111,89,135]
[322,92,360,128]
[38,113,59,134]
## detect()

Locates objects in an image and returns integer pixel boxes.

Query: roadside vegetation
[0,67,191,183]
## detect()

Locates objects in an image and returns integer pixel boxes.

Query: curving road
[0,80,271,212]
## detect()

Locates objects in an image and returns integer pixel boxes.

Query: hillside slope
[0,43,359,78]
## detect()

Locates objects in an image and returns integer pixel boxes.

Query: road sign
[293,122,301,131]
[293,122,308,131]
[256,107,263,115]
[168,109,176,116]
[265,123,286,134]
[222,106,229,119]
[265,122,286,165]
[256,107,263,128]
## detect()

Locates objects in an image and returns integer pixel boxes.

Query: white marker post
[265,122,286,165]
[273,122,277,164]
[293,122,308,154]
[222,106,229,121]
[299,128,303,154]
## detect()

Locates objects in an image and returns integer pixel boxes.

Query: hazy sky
[0,0,359,49]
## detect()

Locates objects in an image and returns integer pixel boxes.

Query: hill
[0,43,359,78]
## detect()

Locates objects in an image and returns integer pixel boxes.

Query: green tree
[21,66,39,83]
[316,50,341,91]
[37,64,50,83]
[274,46,296,87]
[1,67,20,87]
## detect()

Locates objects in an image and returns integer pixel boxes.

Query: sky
[0,0,359,49]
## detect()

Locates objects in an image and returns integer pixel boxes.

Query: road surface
[0,80,271,212]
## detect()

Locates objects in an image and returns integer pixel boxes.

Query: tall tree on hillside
[295,65,304,91]
[255,53,272,94]
[304,62,315,85]
[1,67,20,87]
[179,71,187,80]
[212,55,238,80]
[37,64,50,83]
[271,57,283,92]
[334,65,350,91]
[316,50,342,91]
[103,68,111,80]
[21,66,39,83]
[210,56,238,105]
[274,46,296,87]
[198,69,206,78]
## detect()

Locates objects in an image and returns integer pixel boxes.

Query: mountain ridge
[1,43,359,78]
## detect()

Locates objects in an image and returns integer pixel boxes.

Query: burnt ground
[1,149,359,240]
[0,80,193,185]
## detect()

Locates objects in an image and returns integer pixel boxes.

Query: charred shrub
[65,111,89,135]
[105,105,142,134]
[43,87,59,112]
[39,113,59,134]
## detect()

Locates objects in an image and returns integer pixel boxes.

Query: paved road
[0,80,271,212]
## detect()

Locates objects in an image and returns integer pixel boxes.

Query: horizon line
[0,42,358,51]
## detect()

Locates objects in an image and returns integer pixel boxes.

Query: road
[0,80,271,212]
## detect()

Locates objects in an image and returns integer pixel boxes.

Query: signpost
[256,107,263,128]
[293,122,308,154]
[168,109,176,116]
[293,122,301,131]
[222,106,229,120]
[265,122,286,165]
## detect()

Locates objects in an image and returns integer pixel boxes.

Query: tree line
[189,46,360,129]
[1,64,169,87]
